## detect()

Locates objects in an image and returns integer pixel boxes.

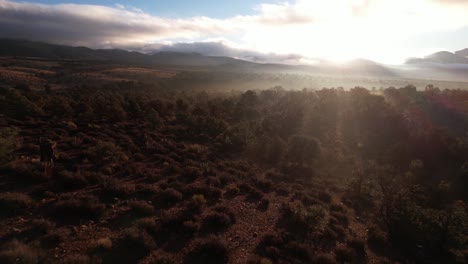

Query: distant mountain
[406,50,468,64]
[0,39,256,67]
[0,38,399,79]
[455,48,468,58]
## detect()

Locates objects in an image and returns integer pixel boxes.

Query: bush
[184,237,229,264]
[0,127,19,164]
[41,227,72,247]
[30,218,55,235]
[279,201,328,236]
[153,188,183,208]
[86,140,128,167]
[225,185,240,197]
[49,195,105,224]
[335,245,355,263]
[247,256,273,264]
[312,253,336,264]
[0,192,34,217]
[128,200,154,217]
[257,198,270,211]
[148,250,176,264]
[101,179,135,199]
[182,194,206,216]
[318,191,332,203]
[347,237,366,260]
[94,237,113,251]
[0,240,42,264]
[201,212,234,233]
[104,228,155,263]
[330,211,349,227]
[183,185,222,203]
[367,224,387,252]
[59,254,90,264]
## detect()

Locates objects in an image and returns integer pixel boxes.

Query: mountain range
[1,39,468,82]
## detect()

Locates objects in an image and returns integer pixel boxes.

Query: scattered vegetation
[0,63,467,263]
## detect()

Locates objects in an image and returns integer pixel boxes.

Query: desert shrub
[258,198,270,211]
[330,204,346,212]
[147,210,198,246]
[318,191,332,203]
[153,188,183,208]
[30,218,55,236]
[329,224,347,242]
[367,224,387,252]
[201,212,233,233]
[181,166,202,183]
[312,253,336,264]
[57,170,89,190]
[335,245,355,263]
[191,194,207,209]
[148,250,176,264]
[100,179,136,200]
[183,185,222,203]
[247,188,264,202]
[275,186,290,197]
[254,178,273,193]
[49,195,105,224]
[206,176,222,187]
[225,185,240,197]
[247,256,273,264]
[9,161,45,182]
[182,220,201,236]
[41,227,72,247]
[1,89,40,119]
[104,228,155,264]
[85,140,128,167]
[256,233,286,261]
[347,237,366,260]
[94,237,113,251]
[330,211,349,227]
[301,194,322,206]
[59,254,90,264]
[279,201,328,236]
[0,240,42,264]
[256,232,314,263]
[0,192,34,217]
[184,237,229,264]
[0,127,19,164]
[284,241,313,263]
[128,200,154,217]
[239,183,253,194]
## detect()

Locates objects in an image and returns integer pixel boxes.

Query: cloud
[0,0,235,47]
[145,41,306,64]
[1,0,468,64]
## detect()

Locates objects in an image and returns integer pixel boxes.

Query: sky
[0,0,468,64]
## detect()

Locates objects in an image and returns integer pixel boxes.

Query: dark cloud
[0,0,308,64]
[0,0,230,47]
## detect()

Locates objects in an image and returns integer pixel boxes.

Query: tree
[286,135,321,166]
